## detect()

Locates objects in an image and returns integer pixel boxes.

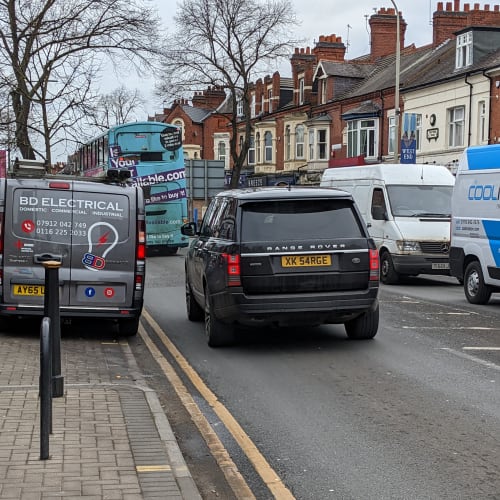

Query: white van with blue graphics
[450,144,500,304]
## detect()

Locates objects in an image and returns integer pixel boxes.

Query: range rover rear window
[241,199,364,241]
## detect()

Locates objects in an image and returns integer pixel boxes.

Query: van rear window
[241,199,364,242]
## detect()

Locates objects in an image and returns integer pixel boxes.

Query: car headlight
[396,240,421,252]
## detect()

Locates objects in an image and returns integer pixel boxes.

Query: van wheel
[464,261,492,304]
[119,318,139,336]
[380,251,400,285]
[345,305,379,340]
[204,295,234,347]
[186,280,204,321]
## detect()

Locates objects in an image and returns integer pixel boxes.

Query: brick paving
[0,329,201,500]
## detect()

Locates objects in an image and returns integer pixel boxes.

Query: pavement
[0,322,203,500]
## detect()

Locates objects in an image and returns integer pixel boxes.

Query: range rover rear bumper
[211,287,379,327]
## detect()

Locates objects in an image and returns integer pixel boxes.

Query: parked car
[181,187,380,347]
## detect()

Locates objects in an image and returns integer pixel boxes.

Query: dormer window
[456,31,473,69]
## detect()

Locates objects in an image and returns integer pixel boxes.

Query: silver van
[0,162,146,335]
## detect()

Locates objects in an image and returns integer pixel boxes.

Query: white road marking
[440,347,500,372]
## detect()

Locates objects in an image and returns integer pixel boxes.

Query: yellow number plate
[281,255,332,268]
[13,284,45,296]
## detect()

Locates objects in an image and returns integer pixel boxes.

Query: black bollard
[40,317,51,460]
[41,260,64,398]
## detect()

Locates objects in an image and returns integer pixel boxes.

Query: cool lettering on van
[19,197,124,212]
[467,184,500,201]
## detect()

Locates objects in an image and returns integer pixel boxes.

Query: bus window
[140,152,163,162]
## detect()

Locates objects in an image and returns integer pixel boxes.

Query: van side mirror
[181,222,197,237]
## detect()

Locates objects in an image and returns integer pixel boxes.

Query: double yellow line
[139,308,295,500]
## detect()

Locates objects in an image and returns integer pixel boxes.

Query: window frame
[448,106,465,148]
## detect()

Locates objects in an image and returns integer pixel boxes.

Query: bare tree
[86,86,146,131]
[158,0,300,188]
[0,0,163,162]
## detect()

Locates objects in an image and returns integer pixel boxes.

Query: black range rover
[181,187,380,347]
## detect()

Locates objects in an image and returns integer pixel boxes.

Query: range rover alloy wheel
[204,293,235,347]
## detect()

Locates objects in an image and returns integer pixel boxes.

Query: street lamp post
[391,0,400,164]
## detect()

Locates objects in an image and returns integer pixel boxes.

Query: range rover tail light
[369,249,379,281]
[223,253,241,287]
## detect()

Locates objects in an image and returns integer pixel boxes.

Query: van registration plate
[281,255,331,268]
[432,263,449,270]
[13,284,45,296]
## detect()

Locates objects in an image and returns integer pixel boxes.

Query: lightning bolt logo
[97,230,111,247]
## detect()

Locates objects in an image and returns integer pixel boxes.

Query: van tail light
[369,249,380,281]
[223,253,241,287]
[135,219,146,291]
[137,219,146,260]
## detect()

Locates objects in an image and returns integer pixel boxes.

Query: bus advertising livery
[74,122,189,255]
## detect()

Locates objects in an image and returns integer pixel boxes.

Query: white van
[320,164,455,284]
[450,144,500,304]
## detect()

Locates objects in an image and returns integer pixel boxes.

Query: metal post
[40,317,51,460]
[42,260,64,397]
[391,0,401,163]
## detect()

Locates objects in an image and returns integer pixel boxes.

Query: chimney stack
[369,8,407,61]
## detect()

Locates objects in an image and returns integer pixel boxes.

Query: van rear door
[2,178,138,314]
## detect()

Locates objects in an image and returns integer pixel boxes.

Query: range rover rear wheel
[186,280,204,321]
[345,305,379,340]
[204,295,234,347]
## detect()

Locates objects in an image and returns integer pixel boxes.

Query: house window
[285,126,291,160]
[295,124,305,159]
[264,131,273,163]
[478,101,487,143]
[248,135,255,165]
[299,77,305,105]
[309,129,314,160]
[251,94,256,118]
[173,120,184,141]
[317,129,327,160]
[320,79,327,104]
[388,116,396,154]
[237,99,243,117]
[268,89,273,113]
[218,142,226,163]
[415,114,422,150]
[347,119,377,158]
[448,106,465,148]
[256,132,261,164]
[456,31,473,69]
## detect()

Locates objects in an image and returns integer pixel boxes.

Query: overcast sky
[138,0,436,115]
[155,0,435,59]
